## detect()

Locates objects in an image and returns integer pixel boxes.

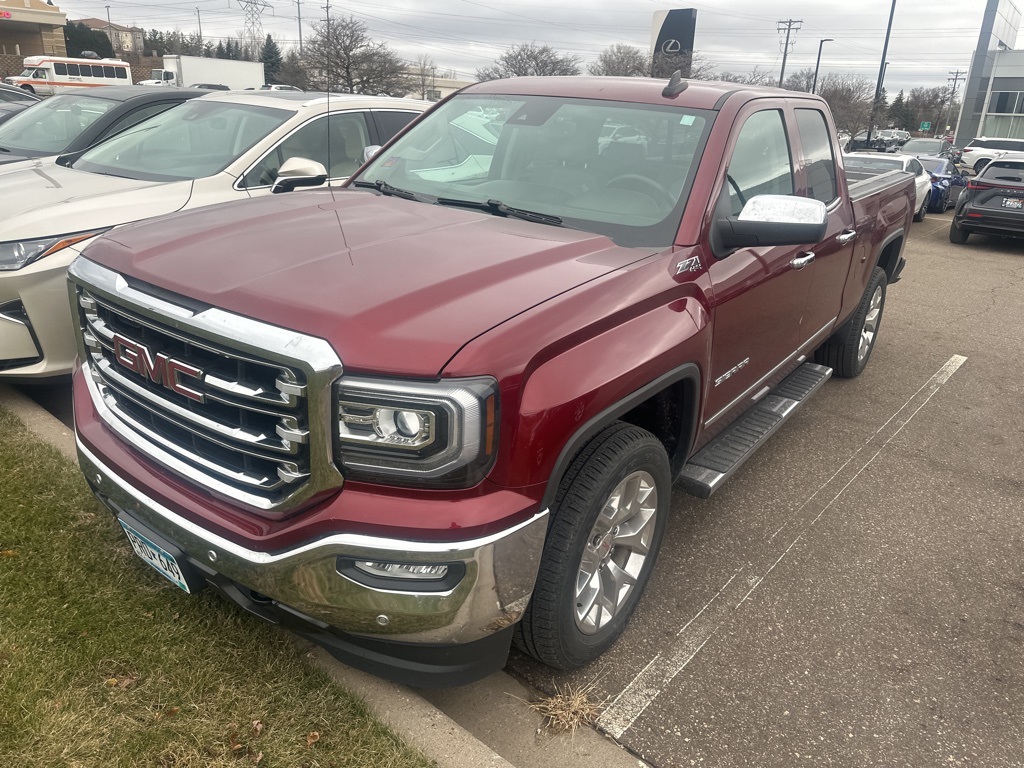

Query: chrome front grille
[69,257,344,515]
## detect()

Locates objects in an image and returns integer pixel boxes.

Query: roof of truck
[462,76,811,111]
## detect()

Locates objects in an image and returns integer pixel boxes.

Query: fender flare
[539,362,701,511]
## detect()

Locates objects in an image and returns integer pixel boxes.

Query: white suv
[0,90,429,379]
[959,136,1024,173]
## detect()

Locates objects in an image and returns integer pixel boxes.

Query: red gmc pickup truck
[68,76,915,686]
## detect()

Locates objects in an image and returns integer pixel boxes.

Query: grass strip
[0,406,434,768]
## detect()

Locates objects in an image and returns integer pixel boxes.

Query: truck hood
[0,162,192,241]
[84,190,650,376]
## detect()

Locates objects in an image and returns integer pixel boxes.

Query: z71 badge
[675,256,702,274]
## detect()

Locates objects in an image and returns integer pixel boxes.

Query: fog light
[355,561,449,580]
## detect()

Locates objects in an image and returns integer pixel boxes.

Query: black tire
[949,219,969,244]
[513,422,670,670]
[973,159,989,175]
[913,194,927,222]
[20,85,34,95]
[814,266,887,379]
[929,190,947,214]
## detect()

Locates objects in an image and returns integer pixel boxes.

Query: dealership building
[956,0,1024,142]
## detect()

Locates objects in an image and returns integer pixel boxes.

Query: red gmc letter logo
[112,333,206,403]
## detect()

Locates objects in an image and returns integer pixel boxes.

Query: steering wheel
[605,174,672,205]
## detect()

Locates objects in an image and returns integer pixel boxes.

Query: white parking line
[597,354,968,740]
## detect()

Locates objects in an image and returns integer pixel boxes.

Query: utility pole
[105,5,113,49]
[196,7,203,45]
[777,19,802,88]
[941,68,966,136]
[295,0,303,53]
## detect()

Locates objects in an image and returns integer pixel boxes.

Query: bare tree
[277,48,307,90]
[716,66,776,86]
[816,73,874,133]
[783,67,815,93]
[589,44,649,77]
[476,42,580,81]
[305,15,413,96]
[413,53,438,100]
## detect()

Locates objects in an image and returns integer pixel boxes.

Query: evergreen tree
[277,49,307,90]
[260,34,283,83]
[215,41,225,59]
[64,21,114,58]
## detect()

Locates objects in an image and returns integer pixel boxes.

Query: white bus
[4,56,131,95]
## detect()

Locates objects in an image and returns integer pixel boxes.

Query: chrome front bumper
[79,439,548,646]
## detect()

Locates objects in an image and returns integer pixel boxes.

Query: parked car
[260,84,303,92]
[0,82,40,125]
[837,129,851,152]
[0,85,207,166]
[917,155,967,211]
[844,152,932,220]
[189,83,230,90]
[892,129,911,146]
[0,91,429,379]
[949,158,1024,243]
[900,137,962,165]
[65,75,915,686]
[958,137,1024,174]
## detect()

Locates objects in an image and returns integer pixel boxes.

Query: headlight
[335,376,498,488]
[0,230,109,271]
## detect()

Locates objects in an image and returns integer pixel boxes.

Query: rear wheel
[949,219,970,244]
[973,159,989,174]
[815,267,887,379]
[913,194,927,222]
[513,422,670,670]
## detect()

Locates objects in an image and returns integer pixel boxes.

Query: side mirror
[362,145,382,163]
[271,156,328,194]
[715,195,828,253]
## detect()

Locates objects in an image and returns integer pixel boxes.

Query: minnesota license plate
[119,519,191,593]
[1001,197,1023,209]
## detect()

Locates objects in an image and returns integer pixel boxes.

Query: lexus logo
[661,39,682,55]
[112,333,205,403]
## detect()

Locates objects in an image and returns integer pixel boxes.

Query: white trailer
[137,56,264,90]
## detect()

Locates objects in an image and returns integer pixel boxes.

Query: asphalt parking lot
[11,209,1023,768]
[489,210,1024,767]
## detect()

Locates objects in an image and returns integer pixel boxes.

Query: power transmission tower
[777,19,802,88]
[240,0,269,60]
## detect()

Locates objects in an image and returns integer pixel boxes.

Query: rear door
[791,106,857,346]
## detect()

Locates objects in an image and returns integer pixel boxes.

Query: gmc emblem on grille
[112,333,205,403]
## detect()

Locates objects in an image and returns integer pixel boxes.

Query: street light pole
[812,38,833,94]
[105,5,112,49]
[868,0,898,147]
[196,8,203,43]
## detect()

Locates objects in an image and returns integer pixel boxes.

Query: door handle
[790,252,815,270]
[836,229,858,244]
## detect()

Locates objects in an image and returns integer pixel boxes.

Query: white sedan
[0,91,429,379]
[843,152,933,222]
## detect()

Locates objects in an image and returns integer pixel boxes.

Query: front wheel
[19,85,34,94]
[815,266,887,378]
[514,422,670,670]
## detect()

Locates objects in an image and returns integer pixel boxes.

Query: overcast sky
[57,0,998,95]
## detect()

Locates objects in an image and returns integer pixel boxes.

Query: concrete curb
[0,383,512,768]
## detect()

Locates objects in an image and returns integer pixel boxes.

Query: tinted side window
[103,66,115,78]
[67,63,80,76]
[794,108,837,204]
[55,63,68,75]
[373,110,418,143]
[241,112,371,188]
[115,68,127,79]
[908,159,923,175]
[725,109,793,215]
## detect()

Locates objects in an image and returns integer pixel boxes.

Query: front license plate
[119,520,191,593]
[1001,197,1023,209]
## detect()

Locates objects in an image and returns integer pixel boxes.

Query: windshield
[353,94,714,248]
[72,100,292,182]
[0,93,115,154]
[903,140,941,153]
[844,156,902,171]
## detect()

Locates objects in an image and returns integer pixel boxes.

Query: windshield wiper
[435,197,563,227]
[350,179,424,201]
[0,147,9,153]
